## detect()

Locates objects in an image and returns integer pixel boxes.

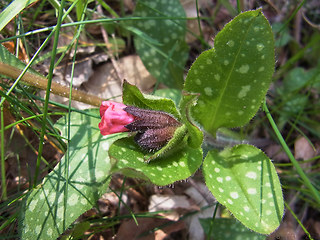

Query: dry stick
[97,5,125,81]
[294,8,302,45]
[0,63,104,107]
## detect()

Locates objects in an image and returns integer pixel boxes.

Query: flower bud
[124,106,182,151]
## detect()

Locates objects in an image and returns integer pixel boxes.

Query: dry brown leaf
[84,55,156,103]
[116,217,186,240]
[181,0,207,43]
[265,144,290,162]
[294,136,316,160]
[149,194,195,221]
[184,183,215,240]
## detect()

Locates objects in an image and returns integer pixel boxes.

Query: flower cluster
[98,101,181,151]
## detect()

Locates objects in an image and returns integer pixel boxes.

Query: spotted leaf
[184,9,274,136]
[20,110,126,239]
[203,144,284,234]
[132,0,189,89]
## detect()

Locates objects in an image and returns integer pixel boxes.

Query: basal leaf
[132,0,189,89]
[203,144,284,234]
[184,9,275,136]
[199,218,266,240]
[20,110,125,239]
[109,136,202,186]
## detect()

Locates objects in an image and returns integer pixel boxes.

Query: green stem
[0,105,7,200]
[96,0,120,18]
[284,202,313,240]
[33,0,65,187]
[262,100,320,205]
[195,0,204,48]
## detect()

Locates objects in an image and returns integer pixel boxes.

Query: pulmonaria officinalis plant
[21,8,284,240]
[105,9,284,236]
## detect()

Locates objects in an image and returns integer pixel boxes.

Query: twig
[0,62,104,107]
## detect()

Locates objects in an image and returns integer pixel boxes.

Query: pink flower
[99,101,135,135]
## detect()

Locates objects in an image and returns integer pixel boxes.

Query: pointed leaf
[184,9,275,135]
[203,144,284,234]
[20,110,125,239]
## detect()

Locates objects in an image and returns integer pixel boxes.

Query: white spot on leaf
[69,193,79,206]
[238,64,249,74]
[230,192,239,199]
[214,74,220,81]
[247,188,257,195]
[47,228,53,236]
[257,43,264,51]
[227,199,234,204]
[244,206,250,212]
[204,87,213,96]
[179,162,186,167]
[237,85,251,98]
[121,159,128,165]
[29,199,38,211]
[35,226,41,235]
[245,171,257,180]
[227,40,234,47]
[156,166,163,171]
